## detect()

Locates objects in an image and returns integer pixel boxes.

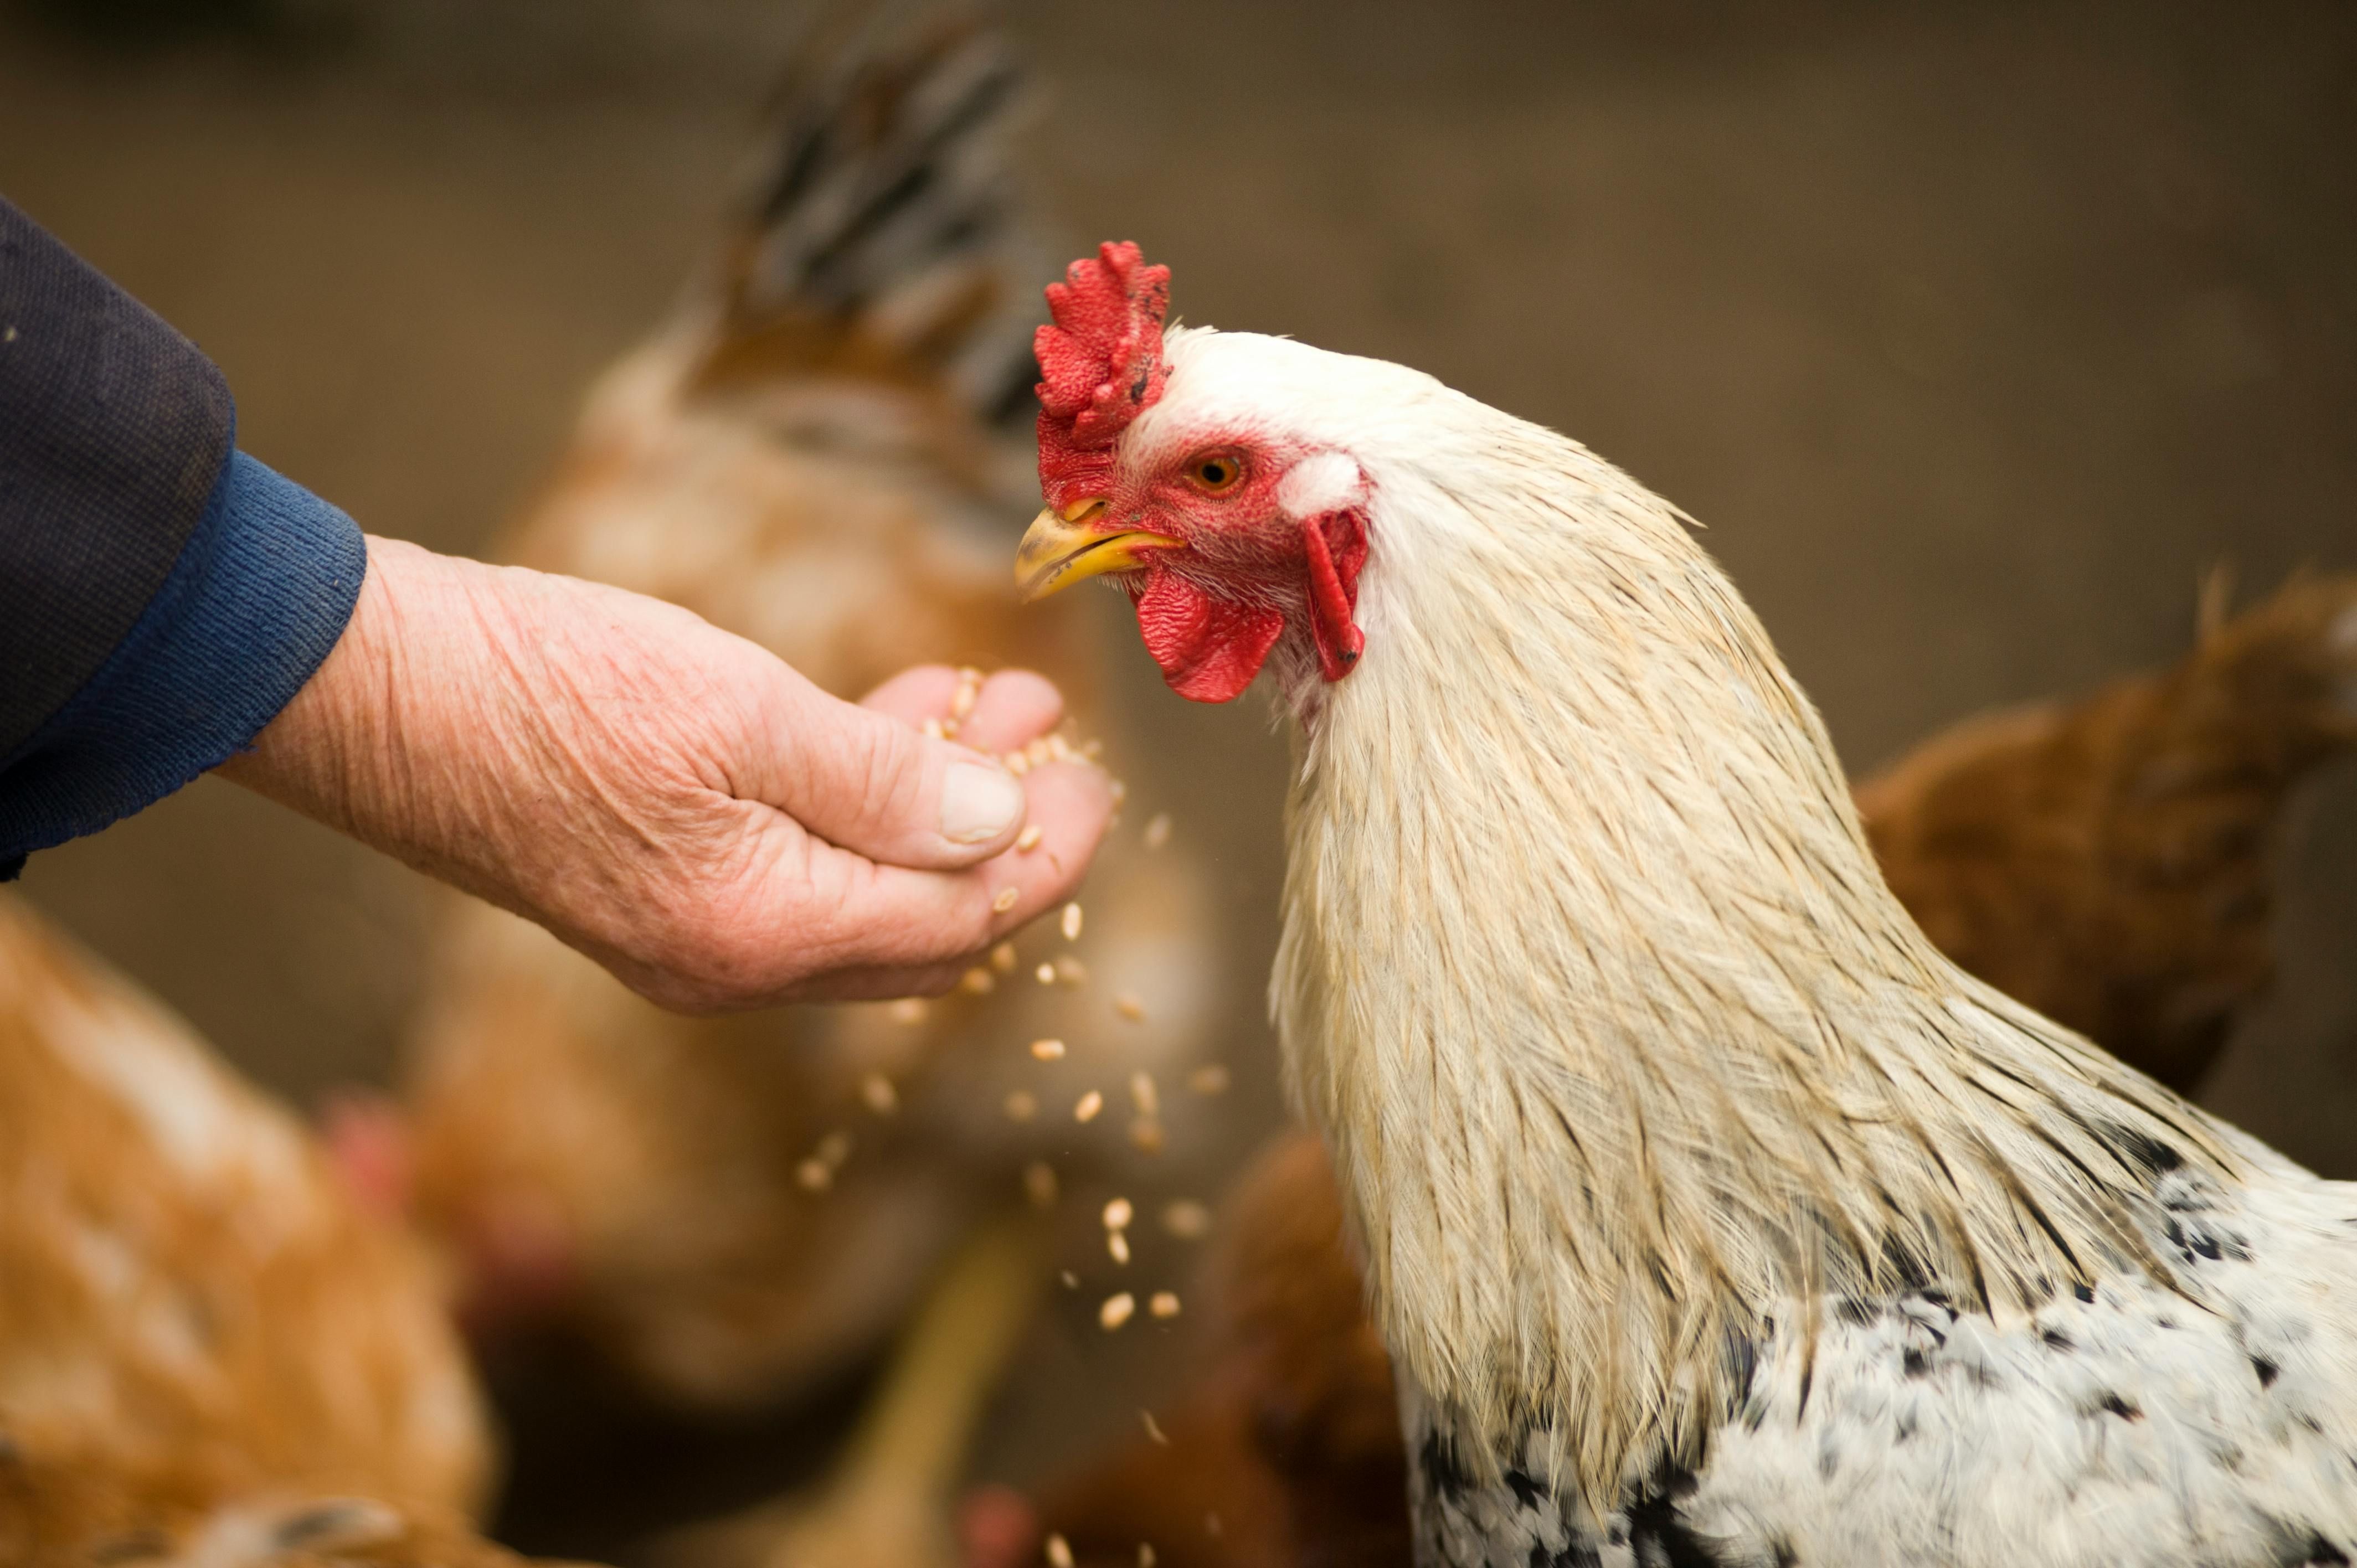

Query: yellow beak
[1015,501,1184,602]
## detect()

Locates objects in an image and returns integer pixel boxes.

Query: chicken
[1015,242,2357,1566]
[1856,570,2357,1092]
[0,893,554,1567]
[385,17,1222,1417]
[1022,568,2357,1568]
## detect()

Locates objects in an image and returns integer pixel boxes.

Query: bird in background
[308,22,1232,1566]
[0,893,579,1568]
[1013,239,2357,1567]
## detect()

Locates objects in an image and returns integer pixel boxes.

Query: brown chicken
[378,14,1224,1425]
[0,893,567,1568]
[1026,571,2357,1568]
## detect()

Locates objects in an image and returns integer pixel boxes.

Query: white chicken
[1017,243,2357,1567]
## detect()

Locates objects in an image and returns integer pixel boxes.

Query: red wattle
[1134,568,1285,704]
[1301,510,1368,682]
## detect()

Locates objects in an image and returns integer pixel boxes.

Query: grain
[1140,1546,1158,1567]
[959,966,995,994]
[1003,1090,1038,1122]
[1060,1270,1079,1289]
[1023,1162,1058,1208]
[1036,962,1057,985]
[1100,1292,1136,1330]
[1045,1534,1074,1568]
[1162,1200,1212,1239]
[1143,812,1173,850]
[1149,1291,1181,1319]
[1055,955,1090,987]
[1103,1198,1134,1230]
[1031,1038,1067,1061]
[861,1074,898,1115]
[795,1159,832,1192]
[814,1132,852,1167]
[1003,751,1030,776]
[1115,992,1146,1022]
[1074,1090,1104,1123]
[952,667,982,720]
[1129,1120,1166,1154]
[888,998,927,1025]
[1061,902,1084,941]
[1129,1071,1160,1119]
[1188,1064,1232,1096]
[1015,824,1044,852]
[1141,1410,1170,1446]
[992,887,1019,914]
[1109,1230,1131,1265]
[991,941,1019,972]
[921,716,945,740]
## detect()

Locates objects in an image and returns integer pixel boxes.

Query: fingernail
[941,760,1025,844]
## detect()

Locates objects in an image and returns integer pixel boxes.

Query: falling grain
[1003,1090,1038,1122]
[1074,1090,1104,1123]
[1061,903,1084,941]
[814,1132,852,1167]
[1115,992,1146,1022]
[1150,1291,1181,1319]
[795,1159,832,1192]
[1128,1120,1165,1154]
[922,716,946,740]
[1023,1162,1058,1208]
[1109,1230,1131,1265]
[1060,1270,1079,1289]
[1100,1292,1136,1330]
[1045,1534,1074,1568]
[1141,1410,1170,1446]
[991,941,1019,972]
[1055,955,1090,987]
[1103,1198,1134,1230]
[1162,1200,1211,1239]
[1143,812,1173,850]
[1140,1546,1157,1567]
[1031,1038,1067,1061]
[1036,962,1057,985]
[861,1074,898,1115]
[1129,1071,1160,1120]
[888,998,927,1025]
[1187,1064,1231,1096]
[960,966,996,994]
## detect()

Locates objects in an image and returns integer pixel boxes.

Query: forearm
[0,198,362,878]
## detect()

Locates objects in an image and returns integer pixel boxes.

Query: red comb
[1034,241,1171,511]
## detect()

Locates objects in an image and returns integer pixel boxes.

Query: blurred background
[4,0,2353,1558]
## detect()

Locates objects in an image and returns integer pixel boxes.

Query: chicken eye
[1188,453,1244,493]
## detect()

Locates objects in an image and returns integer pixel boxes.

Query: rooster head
[1018,243,1370,703]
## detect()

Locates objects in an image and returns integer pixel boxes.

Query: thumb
[740,665,1031,872]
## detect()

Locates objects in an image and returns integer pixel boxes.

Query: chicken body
[1033,575,2357,1568]
[1017,256,2357,1565]
[0,894,537,1568]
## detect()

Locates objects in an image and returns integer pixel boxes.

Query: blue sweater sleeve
[0,199,367,879]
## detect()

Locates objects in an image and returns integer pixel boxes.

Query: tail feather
[1857,572,2357,1090]
[693,6,1043,427]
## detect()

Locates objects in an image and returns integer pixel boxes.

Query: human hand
[218,537,1113,1011]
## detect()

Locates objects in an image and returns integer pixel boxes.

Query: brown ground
[4,0,2354,1559]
